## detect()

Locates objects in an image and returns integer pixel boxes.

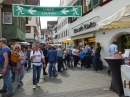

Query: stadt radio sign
[74,22,96,33]
[12,4,82,17]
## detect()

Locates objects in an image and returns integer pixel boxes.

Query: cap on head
[0,38,7,43]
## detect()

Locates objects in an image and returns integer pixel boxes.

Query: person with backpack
[0,38,14,97]
[13,44,25,89]
[30,44,46,89]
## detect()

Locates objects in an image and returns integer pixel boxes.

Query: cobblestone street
[0,66,121,97]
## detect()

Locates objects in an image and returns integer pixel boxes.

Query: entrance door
[116,35,128,53]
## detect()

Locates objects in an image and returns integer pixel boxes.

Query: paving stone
[0,66,122,97]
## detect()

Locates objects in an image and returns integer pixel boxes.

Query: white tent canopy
[98,4,130,30]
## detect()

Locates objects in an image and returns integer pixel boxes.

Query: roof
[2,0,23,5]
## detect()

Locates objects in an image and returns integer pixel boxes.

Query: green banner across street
[12,4,82,17]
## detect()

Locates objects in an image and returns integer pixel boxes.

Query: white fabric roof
[98,4,130,30]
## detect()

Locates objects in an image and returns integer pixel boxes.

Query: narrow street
[0,66,120,97]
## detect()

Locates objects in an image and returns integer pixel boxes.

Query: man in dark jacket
[47,46,57,77]
[41,44,48,75]
[26,46,31,71]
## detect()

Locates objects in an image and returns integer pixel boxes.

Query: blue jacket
[79,51,85,59]
[47,49,57,62]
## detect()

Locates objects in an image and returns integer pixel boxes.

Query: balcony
[2,25,25,41]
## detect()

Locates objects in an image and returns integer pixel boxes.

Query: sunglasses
[15,48,19,49]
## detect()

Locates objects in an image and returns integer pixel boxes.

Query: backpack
[33,50,42,55]
[31,50,43,62]
[1,46,18,66]
[10,51,19,66]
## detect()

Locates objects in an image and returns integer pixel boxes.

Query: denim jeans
[33,65,42,85]
[15,65,25,84]
[2,65,13,94]
[27,59,31,69]
[94,56,100,71]
[11,66,15,81]
[48,62,56,77]
[73,55,79,67]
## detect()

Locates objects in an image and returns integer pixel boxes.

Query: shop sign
[74,22,96,33]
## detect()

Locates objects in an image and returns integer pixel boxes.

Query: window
[26,26,31,33]
[91,0,100,8]
[3,12,12,24]
[83,0,92,14]
[66,30,67,36]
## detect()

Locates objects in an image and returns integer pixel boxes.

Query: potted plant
[125,34,130,49]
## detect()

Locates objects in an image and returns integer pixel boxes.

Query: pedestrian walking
[85,45,92,68]
[47,46,57,77]
[10,45,15,82]
[66,45,72,67]
[94,42,101,72]
[72,46,79,68]
[13,44,25,89]
[41,44,48,75]
[23,47,28,67]
[57,46,64,72]
[79,49,85,68]
[30,44,46,89]
[26,46,31,71]
[0,38,14,97]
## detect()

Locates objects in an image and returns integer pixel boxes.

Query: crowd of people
[0,37,102,97]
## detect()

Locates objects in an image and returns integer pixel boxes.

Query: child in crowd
[79,49,85,68]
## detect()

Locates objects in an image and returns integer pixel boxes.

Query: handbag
[20,59,26,65]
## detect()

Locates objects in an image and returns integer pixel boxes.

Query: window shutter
[91,0,100,8]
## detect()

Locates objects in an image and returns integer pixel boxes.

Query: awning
[62,39,71,43]
[71,33,94,40]
[98,4,130,30]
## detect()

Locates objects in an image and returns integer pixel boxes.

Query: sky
[40,0,60,29]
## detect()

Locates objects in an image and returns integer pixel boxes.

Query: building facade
[2,0,26,44]
[56,0,130,66]
[47,21,57,44]
[25,0,41,45]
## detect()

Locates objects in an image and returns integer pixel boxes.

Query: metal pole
[0,5,2,38]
